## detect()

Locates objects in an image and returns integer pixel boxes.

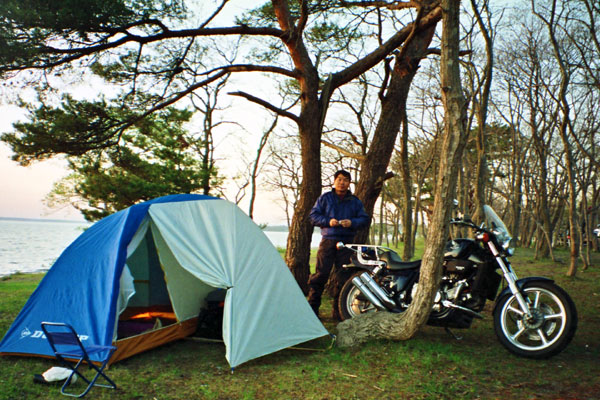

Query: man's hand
[340,219,352,228]
[330,218,339,227]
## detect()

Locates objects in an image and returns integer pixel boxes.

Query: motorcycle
[337,205,577,359]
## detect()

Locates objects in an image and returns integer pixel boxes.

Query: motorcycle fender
[493,277,554,314]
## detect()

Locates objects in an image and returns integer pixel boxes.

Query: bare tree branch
[322,140,366,161]
[329,4,442,90]
[340,1,422,10]
[201,63,299,78]
[228,91,300,123]
[4,25,287,73]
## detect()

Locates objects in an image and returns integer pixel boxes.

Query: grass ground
[0,246,599,399]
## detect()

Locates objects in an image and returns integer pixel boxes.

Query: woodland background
[1,0,598,287]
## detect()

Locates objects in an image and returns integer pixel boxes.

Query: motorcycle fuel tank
[444,239,484,264]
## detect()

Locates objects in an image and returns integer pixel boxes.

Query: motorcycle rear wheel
[493,281,577,359]
[338,272,378,321]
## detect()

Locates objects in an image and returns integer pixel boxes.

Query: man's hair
[334,169,351,181]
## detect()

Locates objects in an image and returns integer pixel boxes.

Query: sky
[0,105,82,220]
[0,102,291,224]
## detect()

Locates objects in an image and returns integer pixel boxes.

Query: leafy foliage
[2,95,137,164]
[43,106,220,221]
[0,0,186,75]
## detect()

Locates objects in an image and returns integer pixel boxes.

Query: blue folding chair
[40,322,117,398]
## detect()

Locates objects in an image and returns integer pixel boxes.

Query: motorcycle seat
[380,251,421,270]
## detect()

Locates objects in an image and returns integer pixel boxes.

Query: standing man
[308,170,369,319]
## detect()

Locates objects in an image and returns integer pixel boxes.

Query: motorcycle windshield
[483,205,512,248]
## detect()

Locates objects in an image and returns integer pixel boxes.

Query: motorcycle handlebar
[450,218,482,231]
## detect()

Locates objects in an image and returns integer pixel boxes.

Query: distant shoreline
[1,270,48,279]
[0,216,88,224]
[0,216,296,231]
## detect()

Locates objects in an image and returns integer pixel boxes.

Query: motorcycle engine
[433,259,480,311]
[391,259,481,312]
[408,283,443,310]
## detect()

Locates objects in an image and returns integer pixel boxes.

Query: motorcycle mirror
[336,242,345,250]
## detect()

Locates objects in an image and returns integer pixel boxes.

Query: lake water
[0,218,321,277]
[0,218,90,277]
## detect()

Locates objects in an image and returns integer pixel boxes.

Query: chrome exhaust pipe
[351,276,387,310]
[358,272,397,310]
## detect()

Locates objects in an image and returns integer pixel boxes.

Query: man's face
[333,174,350,194]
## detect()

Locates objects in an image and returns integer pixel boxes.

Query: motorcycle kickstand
[444,327,463,341]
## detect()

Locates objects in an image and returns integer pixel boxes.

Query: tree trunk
[562,143,579,277]
[277,0,443,290]
[248,119,276,219]
[533,0,580,276]
[399,115,415,260]
[469,0,493,225]
[353,18,439,244]
[337,0,468,346]
[509,126,524,245]
[534,154,553,258]
[285,108,323,293]
[273,0,324,293]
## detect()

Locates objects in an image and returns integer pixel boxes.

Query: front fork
[487,241,532,315]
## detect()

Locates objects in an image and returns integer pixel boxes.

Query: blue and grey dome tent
[0,194,328,368]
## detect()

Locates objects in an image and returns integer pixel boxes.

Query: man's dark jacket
[309,189,369,240]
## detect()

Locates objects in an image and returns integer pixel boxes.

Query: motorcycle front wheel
[338,272,378,321]
[493,281,577,359]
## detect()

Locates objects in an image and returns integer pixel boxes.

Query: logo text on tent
[20,329,89,342]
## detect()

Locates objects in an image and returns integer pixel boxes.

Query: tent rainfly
[0,194,328,368]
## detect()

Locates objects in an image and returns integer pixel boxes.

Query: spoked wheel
[338,272,378,321]
[493,281,577,359]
